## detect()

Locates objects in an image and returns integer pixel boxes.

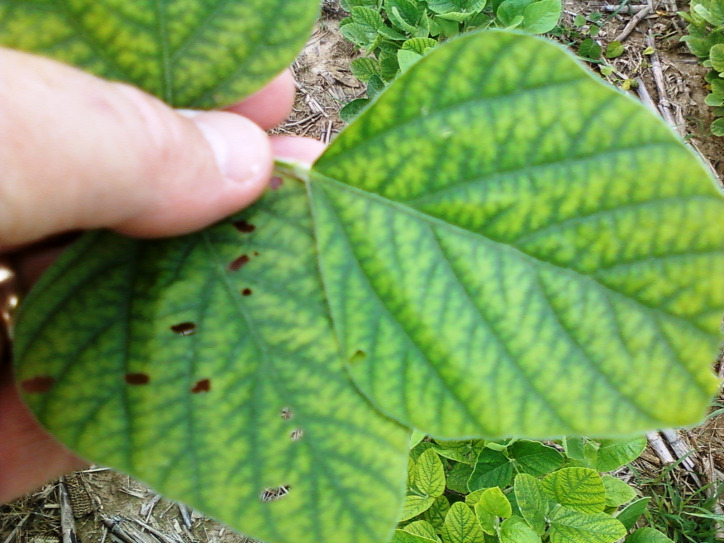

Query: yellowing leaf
[441,502,486,543]
[0,0,319,107]
[311,30,723,439]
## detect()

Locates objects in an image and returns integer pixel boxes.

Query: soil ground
[3,1,724,542]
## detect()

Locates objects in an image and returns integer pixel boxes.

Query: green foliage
[633,462,724,543]
[680,0,724,135]
[338,0,562,119]
[396,437,670,542]
[0,0,320,107]
[311,30,722,438]
[6,4,724,543]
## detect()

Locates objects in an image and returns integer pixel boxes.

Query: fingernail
[185,111,270,184]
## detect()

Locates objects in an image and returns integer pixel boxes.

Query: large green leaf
[602,475,636,508]
[548,507,627,543]
[596,437,648,472]
[469,448,514,491]
[508,440,564,477]
[499,516,542,543]
[0,0,319,107]
[309,29,724,438]
[413,449,446,497]
[514,474,551,535]
[441,502,487,543]
[541,468,606,514]
[625,527,674,543]
[13,181,409,543]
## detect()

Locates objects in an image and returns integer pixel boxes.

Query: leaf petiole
[273,158,312,183]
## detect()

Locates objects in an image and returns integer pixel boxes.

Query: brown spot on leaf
[242,288,253,296]
[350,350,367,365]
[290,429,304,441]
[20,376,55,394]
[280,407,293,420]
[260,485,291,503]
[253,251,259,257]
[233,220,255,233]
[125,373,150,385]
[229,255,250,271]
[269,177,283,190]
[191,379,211,394]
[171,322,196,336]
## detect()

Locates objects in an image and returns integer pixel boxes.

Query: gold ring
[0,260,19,350]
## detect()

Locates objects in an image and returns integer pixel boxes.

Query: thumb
[0,48,273,247]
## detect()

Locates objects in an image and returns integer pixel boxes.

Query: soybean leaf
[548,508,627,543]
[410,429,428,448]
[447,462,475,494]
[412,441,437,461]
[596,437,648,472]
[403,37,439,53]
[542,467,606,514]
[310,30,723,439]
[403,520,442,541]
[433,439,486,464]
[441,502,487,543]
[711,118,724,136]
[625,527,675,543]
[474,503,497,534]
[562,436,599,469]
[351,57,382,81]
[710,43,724,73]
[521,0,561,33]
[509,440,564,477]
[0,0,319,107]
[602,475,637,508]
[499,516,543,543]
[340,98,371,123]
[414,449,446,497]
[423,496,452,531]
[427,0,487,15]
[616,497,652,531]
[398,48,424,72]
[469,448,514,491]
[401,495,438,522]
[514,474,551,535]
[14,182,409,543]
[391,530,438,543]
[497,0,534,26]
[682,24,724,59]
[478,486,513,518]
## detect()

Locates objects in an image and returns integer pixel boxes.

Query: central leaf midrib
[154,0,172,103]
[312,184,574,433]
[201,227,385,543]
[202,232,282,540]
[311,171,715,342]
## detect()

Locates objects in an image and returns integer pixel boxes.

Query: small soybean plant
[397,435,672,542]
[338,0,563,119]
[680,0,724,135]
[2,1,722,543]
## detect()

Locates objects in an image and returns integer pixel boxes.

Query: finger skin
[0,48,279,247]
[270,135,326,164]
[226,71,297,131]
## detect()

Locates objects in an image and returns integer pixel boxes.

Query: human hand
[0,47,325,503]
